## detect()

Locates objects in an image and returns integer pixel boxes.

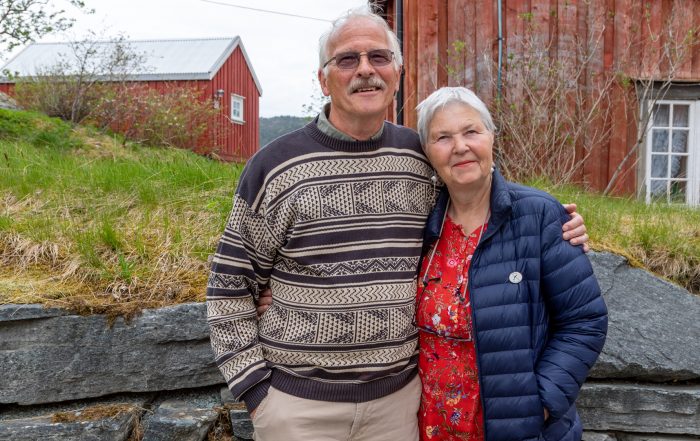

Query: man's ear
[318,69,331,97]
[394,65,403,94]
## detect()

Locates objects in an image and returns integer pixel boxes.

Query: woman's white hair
[416,87,496,147]
[318,7,403,75]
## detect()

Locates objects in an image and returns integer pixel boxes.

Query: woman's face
[425,103,494,191]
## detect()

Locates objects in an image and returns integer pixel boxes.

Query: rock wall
[1,252,698,440]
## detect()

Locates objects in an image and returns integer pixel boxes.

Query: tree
[14,32,146,123]
[0,0,92,53]
[301,71,329,118]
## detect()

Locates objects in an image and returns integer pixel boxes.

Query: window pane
[651,155,668,178]
[670,155,688,179]
[649,180,667,200]
[653,104,669,126]
[652,129,669,152]
[671,130,688,153]
[670,181,687,203]
[672,105,689,127]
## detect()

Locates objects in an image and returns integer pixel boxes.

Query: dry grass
[0,109,243,315]
[52,403,141,423]
[546,182,700,295]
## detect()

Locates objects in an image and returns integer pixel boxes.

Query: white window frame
[644,99,700,206]
[230,94,245,124]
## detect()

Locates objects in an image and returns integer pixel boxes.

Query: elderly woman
[414,87,607,441]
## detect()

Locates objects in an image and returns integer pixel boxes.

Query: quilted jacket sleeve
[535,201,608,419]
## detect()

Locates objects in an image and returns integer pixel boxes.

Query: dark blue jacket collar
[422,168,513,255]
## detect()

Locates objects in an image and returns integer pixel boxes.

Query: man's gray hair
[416,87,496,147]
[319,7,403,75]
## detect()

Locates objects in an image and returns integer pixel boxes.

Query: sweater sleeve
[535,201,608,420]
[206,175,281,411]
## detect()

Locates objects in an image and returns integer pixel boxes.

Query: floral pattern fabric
[417,216,486,440]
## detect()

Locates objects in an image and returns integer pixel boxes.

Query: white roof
[1,37,262,94]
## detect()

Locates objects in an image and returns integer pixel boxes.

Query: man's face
[319,18,401,123]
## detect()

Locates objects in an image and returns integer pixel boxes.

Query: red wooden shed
[375,0,700,206]
[0,37,262,161]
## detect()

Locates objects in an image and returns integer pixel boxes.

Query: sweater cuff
[241,379,271,413]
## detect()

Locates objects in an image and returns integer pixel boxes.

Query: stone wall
[0,252,698,440]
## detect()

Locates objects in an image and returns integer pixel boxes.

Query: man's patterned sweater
[206,119,435,411]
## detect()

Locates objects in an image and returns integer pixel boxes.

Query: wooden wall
[210,46,261,161]
[377,0,700,194]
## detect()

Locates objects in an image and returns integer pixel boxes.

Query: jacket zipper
[468,245,488,441]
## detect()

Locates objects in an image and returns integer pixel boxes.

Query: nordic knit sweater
[206,119,435,412]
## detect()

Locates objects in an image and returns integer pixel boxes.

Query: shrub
[87,83,224,154]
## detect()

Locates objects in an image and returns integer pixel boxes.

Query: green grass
[0,109,697,316]
[0,109,243,314]
[536,180,700,294]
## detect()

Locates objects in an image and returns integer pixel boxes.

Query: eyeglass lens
[334,49,393,69]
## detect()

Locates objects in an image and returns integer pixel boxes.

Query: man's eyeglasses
[323,49,395,70]
[413,276,473,342]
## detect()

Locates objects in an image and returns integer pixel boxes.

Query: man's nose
[355,54,376,75]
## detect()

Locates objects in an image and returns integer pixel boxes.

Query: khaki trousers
[252,375,421,441]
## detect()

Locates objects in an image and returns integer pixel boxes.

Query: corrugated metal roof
[0,37,262,94]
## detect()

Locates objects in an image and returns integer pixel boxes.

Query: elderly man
[207,8,588,441]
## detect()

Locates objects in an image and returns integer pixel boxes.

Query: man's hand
[562,203,590,253]
[256,288,273,317]
[544,407,549,421]
[250,408,257,419]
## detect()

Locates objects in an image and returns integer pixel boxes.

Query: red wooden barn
[375,0,700,206]
[0,37,262,161]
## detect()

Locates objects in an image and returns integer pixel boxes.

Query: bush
[13,76,108,124]
[87,83,224,154]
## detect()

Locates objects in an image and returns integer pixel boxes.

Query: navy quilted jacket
[423,169,608,441]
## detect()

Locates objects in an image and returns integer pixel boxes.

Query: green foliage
[0,0,92,53]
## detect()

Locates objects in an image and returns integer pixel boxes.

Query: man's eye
[336,54,358,67]
[370,54,390,63]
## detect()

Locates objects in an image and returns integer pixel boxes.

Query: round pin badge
[509,272,523,284]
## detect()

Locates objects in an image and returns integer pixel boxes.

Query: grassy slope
[0,109,243,315]
[535,178,700,294]
[0,109,697,316]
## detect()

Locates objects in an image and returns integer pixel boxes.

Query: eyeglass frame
[322,48,395,70]
[413,275,474,342]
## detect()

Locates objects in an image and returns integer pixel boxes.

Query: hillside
[0,109,243,315]
[259,115,309,147]
[0,109,697,316]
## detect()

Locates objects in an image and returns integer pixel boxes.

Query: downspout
[497,0,503,100]
[396,0,404,125]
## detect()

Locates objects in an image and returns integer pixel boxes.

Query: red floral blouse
[416,216,486,440]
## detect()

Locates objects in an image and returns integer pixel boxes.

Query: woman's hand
[544,408,550,421]
[562,203,589,252]
[256,288,273,317]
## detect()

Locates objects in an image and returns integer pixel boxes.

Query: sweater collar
[316,103,384,142]
[304,115,389,152]
[423,168,512,251]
